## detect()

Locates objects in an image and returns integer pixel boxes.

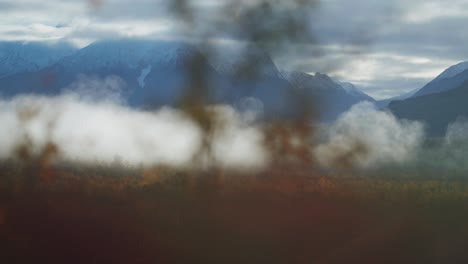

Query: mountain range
[2,39,468,137]
[0,40,375,122]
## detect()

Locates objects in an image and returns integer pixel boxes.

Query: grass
[2,160,468,263]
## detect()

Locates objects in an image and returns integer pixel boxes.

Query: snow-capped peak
[61,40,155,71]
[433,61,468,82]
[334,81,375,102]
[338,82,366,96]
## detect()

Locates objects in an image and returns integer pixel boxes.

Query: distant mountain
[338,82,375,102]
[0,39,372,121]
[58,39,154,73]
[209,44,280,79]
[432,61,468,83]
[132,42,224,108]
[411,61,468,98]
[0,41,76,78]
[390,81,468,136]
[282,71,375,121]
[0,40,153,97]
[376,88,418,108]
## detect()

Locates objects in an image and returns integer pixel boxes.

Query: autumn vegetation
[2,153,468,264]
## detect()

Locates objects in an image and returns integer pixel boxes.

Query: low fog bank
[0,92,269,171]
[406,117,468,178]
[1,78,468,176]
[314,102,425,170]
[315,103,468,177]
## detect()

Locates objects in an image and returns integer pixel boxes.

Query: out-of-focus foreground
[2,161,468,264]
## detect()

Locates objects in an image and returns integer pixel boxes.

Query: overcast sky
[0,0,466,99]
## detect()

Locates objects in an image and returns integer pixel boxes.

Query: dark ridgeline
[390,80,468,136]
[389,61,468,136]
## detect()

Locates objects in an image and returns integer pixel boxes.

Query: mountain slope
[282,71,375,121]
[58,39,154,72]
[432,61,468,83]
[338,82,375,102]
[412,61,468,98]
[0,41,76,78]
[132,42,223,108]
[0,40,154,97]
[0,40,211,96]
[390,81,468,136]
[209,44,281,79]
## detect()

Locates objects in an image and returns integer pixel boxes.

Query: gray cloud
[274,0,468,99]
